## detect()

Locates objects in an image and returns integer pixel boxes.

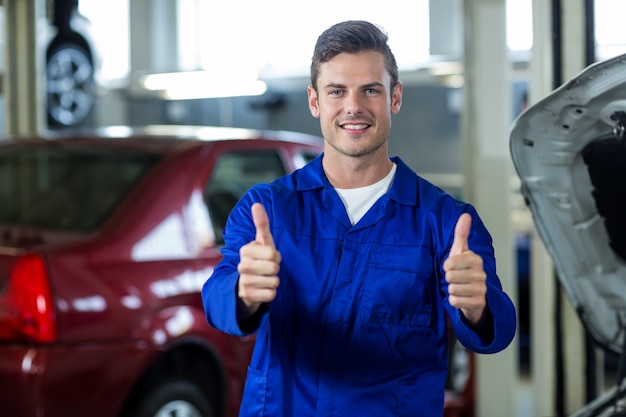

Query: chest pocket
[360,244,436,327]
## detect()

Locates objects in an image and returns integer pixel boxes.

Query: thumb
[252,202,275,247]
[450,213,472,255]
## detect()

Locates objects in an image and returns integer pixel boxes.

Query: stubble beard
[324,124,391,159]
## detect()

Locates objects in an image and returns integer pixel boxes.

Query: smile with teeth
[341,123,370,130]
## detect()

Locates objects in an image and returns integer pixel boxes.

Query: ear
[391,81,403,114]
[307,85,320,118]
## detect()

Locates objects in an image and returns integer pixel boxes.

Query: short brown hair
[310,20,399,92]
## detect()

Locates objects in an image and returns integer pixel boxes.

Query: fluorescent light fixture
[140,70,267,100]
[161,80,267,100]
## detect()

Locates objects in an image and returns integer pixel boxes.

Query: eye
[329,89,343,96]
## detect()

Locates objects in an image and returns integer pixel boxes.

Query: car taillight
[0,254,57,343]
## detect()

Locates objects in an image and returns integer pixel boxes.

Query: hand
[443,213,487,324]
[237,203,282,318]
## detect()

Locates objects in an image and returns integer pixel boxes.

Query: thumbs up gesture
[237,203,282,318]
[443,213,488,324]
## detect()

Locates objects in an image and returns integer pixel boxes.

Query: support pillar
[4,0,47,135]
[129,0,179,73]
[461,0,518,416]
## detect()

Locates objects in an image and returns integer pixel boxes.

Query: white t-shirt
[334,163,397,225]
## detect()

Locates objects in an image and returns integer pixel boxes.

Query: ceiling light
[139,70,267,100]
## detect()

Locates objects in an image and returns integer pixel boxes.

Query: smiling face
[307,51,403,165]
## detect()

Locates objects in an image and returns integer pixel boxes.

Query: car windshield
[0,144,160,232]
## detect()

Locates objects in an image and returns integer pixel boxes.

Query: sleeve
[442,205,517,354]
[201,186,272,336]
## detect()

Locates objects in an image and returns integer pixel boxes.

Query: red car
[0,125,323,417]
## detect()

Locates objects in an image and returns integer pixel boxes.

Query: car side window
[205,150,287,244]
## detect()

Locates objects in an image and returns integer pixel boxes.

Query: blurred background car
[0,125,323,417]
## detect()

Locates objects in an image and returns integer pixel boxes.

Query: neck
[322,154,393,189]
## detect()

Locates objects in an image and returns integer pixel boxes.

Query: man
[202,20,516,417]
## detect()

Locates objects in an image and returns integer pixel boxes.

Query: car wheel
[46,42,95,127]
[130,380,215,417]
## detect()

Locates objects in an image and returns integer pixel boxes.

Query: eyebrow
[322,82,385,90]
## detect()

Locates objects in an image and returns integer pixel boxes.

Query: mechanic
[202,20,517,417]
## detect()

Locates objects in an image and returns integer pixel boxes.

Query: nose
[345,91,363,115]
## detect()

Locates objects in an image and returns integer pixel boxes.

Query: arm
[443,211,517,353]
[202,195,280,335]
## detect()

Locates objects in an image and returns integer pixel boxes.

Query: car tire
[129,379,216,417]
[46,42,95,128]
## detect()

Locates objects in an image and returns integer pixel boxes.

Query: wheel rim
[47,45,95,126]
[153,400,203,417]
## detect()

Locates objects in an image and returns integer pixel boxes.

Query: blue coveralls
[202,155,517,417]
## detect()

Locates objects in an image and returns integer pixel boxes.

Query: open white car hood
[510,53,626,416]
